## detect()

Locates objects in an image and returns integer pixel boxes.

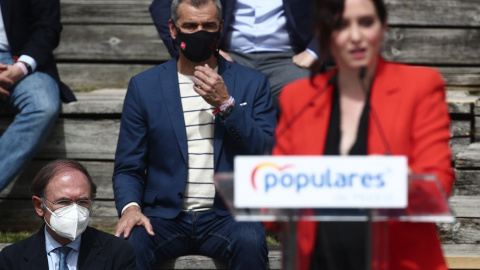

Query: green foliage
[0,231,32,243]
[265,229,280,246]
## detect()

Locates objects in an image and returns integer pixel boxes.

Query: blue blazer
[113,56,277,219]
[150,0,317,57]
[0,226,137,270]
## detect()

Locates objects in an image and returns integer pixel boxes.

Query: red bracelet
[213,96,235,115]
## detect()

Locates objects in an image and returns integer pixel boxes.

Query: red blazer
[273,58,454,270]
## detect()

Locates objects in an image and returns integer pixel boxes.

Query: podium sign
[234,156,408,209]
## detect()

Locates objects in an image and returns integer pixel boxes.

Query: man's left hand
[193,64,230,108]
[292,50,316,69]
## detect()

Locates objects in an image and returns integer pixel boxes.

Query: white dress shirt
[223,0,291,53]
[45,226,81,270]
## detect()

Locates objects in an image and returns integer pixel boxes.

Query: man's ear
[32,195,45,217]
[219,19,224,33]
[169,19,177,40]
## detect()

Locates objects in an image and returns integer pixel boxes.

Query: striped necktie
[57,246,72,270]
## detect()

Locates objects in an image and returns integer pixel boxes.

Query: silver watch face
[220,105,234,117]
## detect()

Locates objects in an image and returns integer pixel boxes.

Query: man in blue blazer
[0,0,76,192]
[150,0,318,112]
[0,160,136,270]
[114,0,276,269]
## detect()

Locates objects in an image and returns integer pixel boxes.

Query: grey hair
[171,0,222,25]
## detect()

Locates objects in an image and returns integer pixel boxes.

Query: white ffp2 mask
[44,203,90,241]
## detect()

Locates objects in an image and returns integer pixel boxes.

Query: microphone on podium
[358,67,392,155]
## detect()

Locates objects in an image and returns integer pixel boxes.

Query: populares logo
[250,162,386,193]
[251,162,293,191]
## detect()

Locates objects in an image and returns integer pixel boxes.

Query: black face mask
[174,28,221,63]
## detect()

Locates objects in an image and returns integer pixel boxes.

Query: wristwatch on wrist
[219,99,235,120]
[19,61,32,74]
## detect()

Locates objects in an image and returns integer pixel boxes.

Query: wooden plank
[448,196,480,218]
[474,99,480,115]
[449,100,473,115]
[381,28,480,65]
[156,256,229,270]
[454,170,480,196]
[0,160,115,200]
[451,120,472,138]
[0,88,127,115]
[443,244,480,270]
[154,250,282,270]
[438,217,480,245]
[476,117,480,141]
[59,0,480,27]
[0,200,118,231]
[60,89,126,114]
[34,118,120,160]
[385,0,480,27]
[53,25,480,65]
[455,143,480,168]
[54,25,170,62]
[439,67,480,88]
[56,64,480,91]
[0,118,121,160]
[447,93,476,115]
[55,89,478,116]
[57,63,154,91]
[61,1,152,24]
[451,137,471,161]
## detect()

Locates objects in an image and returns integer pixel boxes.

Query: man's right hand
[0,63,13,100]
[114,205,155,239]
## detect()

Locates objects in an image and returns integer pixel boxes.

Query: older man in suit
[150,0,318,112]
[113,0,276,269]
[0,0,76,192]
[0,159,136,270]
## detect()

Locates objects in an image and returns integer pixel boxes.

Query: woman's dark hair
[30,159,97,199]
[314,0,387,63]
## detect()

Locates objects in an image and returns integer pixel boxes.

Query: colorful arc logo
[250,162,294,191]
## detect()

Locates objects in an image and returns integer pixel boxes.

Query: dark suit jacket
[150,0,317,57]
[0,225,137,270]
[0,0,75,102]
[113,56,277,219]
[274,58,454,270]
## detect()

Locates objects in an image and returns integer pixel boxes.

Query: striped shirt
[178,72,216,211]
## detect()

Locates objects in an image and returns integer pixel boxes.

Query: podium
[214,156,455,270]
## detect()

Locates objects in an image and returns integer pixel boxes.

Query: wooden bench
[52,0,480,92]
[2,91,480,269]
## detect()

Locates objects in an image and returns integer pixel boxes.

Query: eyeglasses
[43,197,93,209]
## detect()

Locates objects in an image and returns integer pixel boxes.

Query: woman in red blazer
[273,0,454,269]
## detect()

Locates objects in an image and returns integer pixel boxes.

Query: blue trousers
[0,52,60,191]
[127,210,268,270]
